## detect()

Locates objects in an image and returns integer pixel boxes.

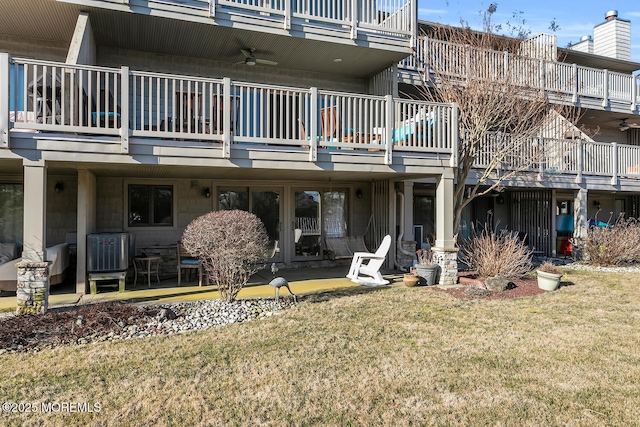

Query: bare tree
[417,6,580,239]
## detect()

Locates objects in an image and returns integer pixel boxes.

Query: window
[128,184,174,227]
[0,183,23,250]
[218,189,249,211]
[322,190,348,238]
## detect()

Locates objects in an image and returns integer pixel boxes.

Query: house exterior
[0,0,459,300]
[402,11,640,261]
[1,2,639,299]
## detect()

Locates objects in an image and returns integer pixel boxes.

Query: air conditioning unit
[87,233,135,273]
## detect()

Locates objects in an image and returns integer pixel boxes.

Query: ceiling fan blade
[628,123,640,128]
[256,58,278,66]
[234,60,246,65]
[240,49,252,58]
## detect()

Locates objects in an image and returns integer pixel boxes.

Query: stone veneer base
[16,261,51,315]
[432,247,459,286]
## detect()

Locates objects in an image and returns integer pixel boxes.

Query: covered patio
[0,266,406,313]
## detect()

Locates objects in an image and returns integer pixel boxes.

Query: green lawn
[1,268,639,426]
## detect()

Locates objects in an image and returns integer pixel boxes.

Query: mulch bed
[433,273,547,300]
[0,302,157,353]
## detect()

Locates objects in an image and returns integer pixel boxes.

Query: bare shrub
[182,210,269,302]
[460,223,532,280]
[579,214,640,266]
[537,261,560,274]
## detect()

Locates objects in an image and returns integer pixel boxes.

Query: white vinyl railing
[472,133,640,181]
[183,0,413,37]
[404,37,640,110]
[2,56,457,164]
[7,59,123,136]
[130,71,225,141]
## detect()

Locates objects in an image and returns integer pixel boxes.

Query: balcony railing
[473,132,640,182]
[92,0,414,39]
[0,55,457,165]
[400,37,640,111]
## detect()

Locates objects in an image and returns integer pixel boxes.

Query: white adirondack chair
[346,235,392,285]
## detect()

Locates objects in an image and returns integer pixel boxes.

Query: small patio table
[132,256,162,288]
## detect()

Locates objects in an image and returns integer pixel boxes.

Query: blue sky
[418,1,640,63]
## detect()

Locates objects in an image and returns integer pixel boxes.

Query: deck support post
[433,172,457,286]
[573,186,588,261]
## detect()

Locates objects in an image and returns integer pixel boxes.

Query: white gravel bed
[98,298,297,344]
[563,262,640,273]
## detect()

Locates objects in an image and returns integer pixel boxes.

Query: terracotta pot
[403,273,419,287]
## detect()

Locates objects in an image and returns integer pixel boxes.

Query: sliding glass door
[252,190,281,260]
[293,190,322,260]
[218,188,282,261]
[293,189,348,261]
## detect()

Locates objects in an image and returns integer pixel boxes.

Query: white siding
[569,39,593,54]
[594,19,631,61]
[97,47,367,93]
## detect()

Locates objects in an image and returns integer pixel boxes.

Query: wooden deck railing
[1,56,457,164]
[400,37,640,111]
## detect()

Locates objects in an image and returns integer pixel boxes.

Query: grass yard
[1,267,639,426]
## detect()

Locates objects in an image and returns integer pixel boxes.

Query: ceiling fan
[618,118,640,131]
[235,48,278,66]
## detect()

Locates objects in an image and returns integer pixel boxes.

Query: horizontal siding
[97,47,367,93]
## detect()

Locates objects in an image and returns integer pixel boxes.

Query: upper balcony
[44,0,415,76]
[472,131,640,190]
[399,36,640,116]
[0,55,458,174]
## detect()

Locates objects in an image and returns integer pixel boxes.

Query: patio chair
[346,235,392,286]
[177,241,204,287]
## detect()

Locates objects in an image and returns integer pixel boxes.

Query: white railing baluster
[309,86,318,161]
[223,77,231,158]
[120,66,129,153]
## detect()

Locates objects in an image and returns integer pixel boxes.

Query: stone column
[433,173,458,286]
[18,160,50,313]
[433,247,459,287]
[16,262,50,314]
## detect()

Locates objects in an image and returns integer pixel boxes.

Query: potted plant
[403,271,419,287]
[415,249,439,286]
[536,261,563,291]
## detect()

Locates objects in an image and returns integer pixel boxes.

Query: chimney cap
[605,9,618,20]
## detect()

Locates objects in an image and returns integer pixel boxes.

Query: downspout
[395,191,415,271]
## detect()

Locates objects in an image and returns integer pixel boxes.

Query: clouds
[419,8,448,15]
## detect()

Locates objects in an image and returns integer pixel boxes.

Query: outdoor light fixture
[356,188,363,199]
[54,182,64,194]
[203,187,211,198]
[593,200,601,208]
[496,194,505,205]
